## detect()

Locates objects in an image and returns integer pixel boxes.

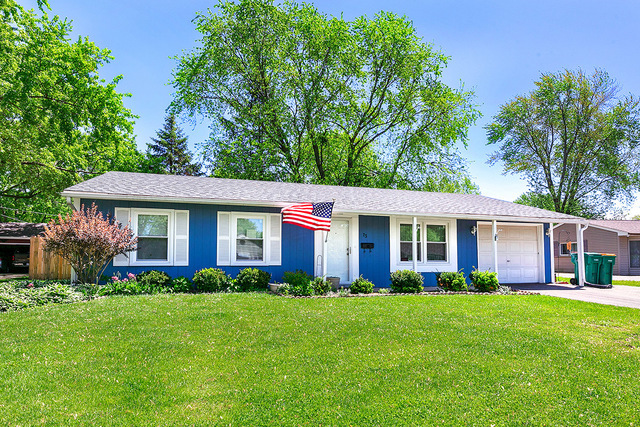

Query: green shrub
[277,280,314,296]
[8,279,72,288]
[171,276,192,293]
[0,281,87,312]
[470,269,499,292]
[311,277,332,295]
[276,283,291,295]
[349,276,374,294]
[436,271,468,292]
[99,272,171,296]
[282,270,313,288]
[99,279,145,296]
[137,270,172,291]
[235,268,271,292]
[192,268,233,292]
[337,287,350,297]
[390,270,424,293]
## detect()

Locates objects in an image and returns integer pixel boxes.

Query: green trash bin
[570,252,603,284]
[598,254,616,286]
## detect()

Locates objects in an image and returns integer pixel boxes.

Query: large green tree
[488,69,640,218]
[0,1,143,222]
[172,0,479,192]
[147,113,202,176]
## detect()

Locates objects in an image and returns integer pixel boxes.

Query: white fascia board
[586,223,630,236]
[61,191,586,224]
[553,221,630,236]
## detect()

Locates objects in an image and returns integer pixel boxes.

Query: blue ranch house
[61,172,587,287]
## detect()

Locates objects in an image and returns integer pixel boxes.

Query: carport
[0,222,45,273]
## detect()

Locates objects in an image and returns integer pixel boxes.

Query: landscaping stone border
[272,289,540,298]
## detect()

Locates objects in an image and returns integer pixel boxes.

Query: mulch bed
[274,289,539,298]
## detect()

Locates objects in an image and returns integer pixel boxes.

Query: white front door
[327,219,350,283]
[478,224,541,283]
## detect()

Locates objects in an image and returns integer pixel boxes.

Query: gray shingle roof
[0,222,46,238]
[62,172,583,223]
[589,220,640,235]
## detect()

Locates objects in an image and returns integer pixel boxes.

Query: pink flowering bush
[42,203,137,285]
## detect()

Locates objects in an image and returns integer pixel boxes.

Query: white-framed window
[426,224,447,261]
[234,214,266,263]
[390,217,457,272]
[559,242,577,256]
[113,208,189,267]
[399,223,421,262]
[217,211,281,266]
[136,212,170,262]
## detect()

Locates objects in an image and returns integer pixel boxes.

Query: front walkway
[511,282,640,309]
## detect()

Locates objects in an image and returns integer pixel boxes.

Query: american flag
[281,202,334,231]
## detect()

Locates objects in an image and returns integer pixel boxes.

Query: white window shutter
[113,208,131,266]
[268,213,282,265]
[174,210,189,266]
[217,212,231,266]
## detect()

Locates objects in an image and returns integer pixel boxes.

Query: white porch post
[548,223,555,283]
[322,230,328,278]
[412,216,418,272]
[492,220,499,275]
[576,223,586,286]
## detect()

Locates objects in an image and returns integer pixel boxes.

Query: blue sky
[20,0,640,215]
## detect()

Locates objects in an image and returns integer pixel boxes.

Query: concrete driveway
[512,283,640,309]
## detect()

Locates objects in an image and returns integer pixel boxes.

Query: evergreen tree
[147,114,202,176]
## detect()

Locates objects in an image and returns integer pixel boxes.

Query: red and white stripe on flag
[281,202,333,231]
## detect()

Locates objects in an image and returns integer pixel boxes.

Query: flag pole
[322,230,328,278]
[322,199,335,277]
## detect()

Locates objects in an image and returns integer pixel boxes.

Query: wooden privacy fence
[29,236,72,280]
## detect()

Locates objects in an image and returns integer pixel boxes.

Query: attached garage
[478,223,545,284]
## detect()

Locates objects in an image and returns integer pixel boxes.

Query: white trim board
[389,215,458,273]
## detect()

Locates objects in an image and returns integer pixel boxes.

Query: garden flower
[27,283,34,288]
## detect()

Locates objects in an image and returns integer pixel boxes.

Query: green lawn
[1,294,639,425]
[557,275,640,287]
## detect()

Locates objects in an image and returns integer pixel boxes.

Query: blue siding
[84,199,313,282]
[406,220,479,288]
[457,219,478,284]
[358,215,390,287]
[544,223,551,283]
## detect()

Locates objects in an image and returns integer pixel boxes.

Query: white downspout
[492,220,499,277]
[322,230,328,278]
[576,223,589,286]
[412,216,418,272]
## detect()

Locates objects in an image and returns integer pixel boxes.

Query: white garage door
[478,225,541,284]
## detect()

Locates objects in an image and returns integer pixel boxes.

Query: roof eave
[63,190,585,224]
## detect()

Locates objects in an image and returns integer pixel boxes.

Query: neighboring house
[554,220,640,275]
[0,222,45,272]
[61,172,584,286]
